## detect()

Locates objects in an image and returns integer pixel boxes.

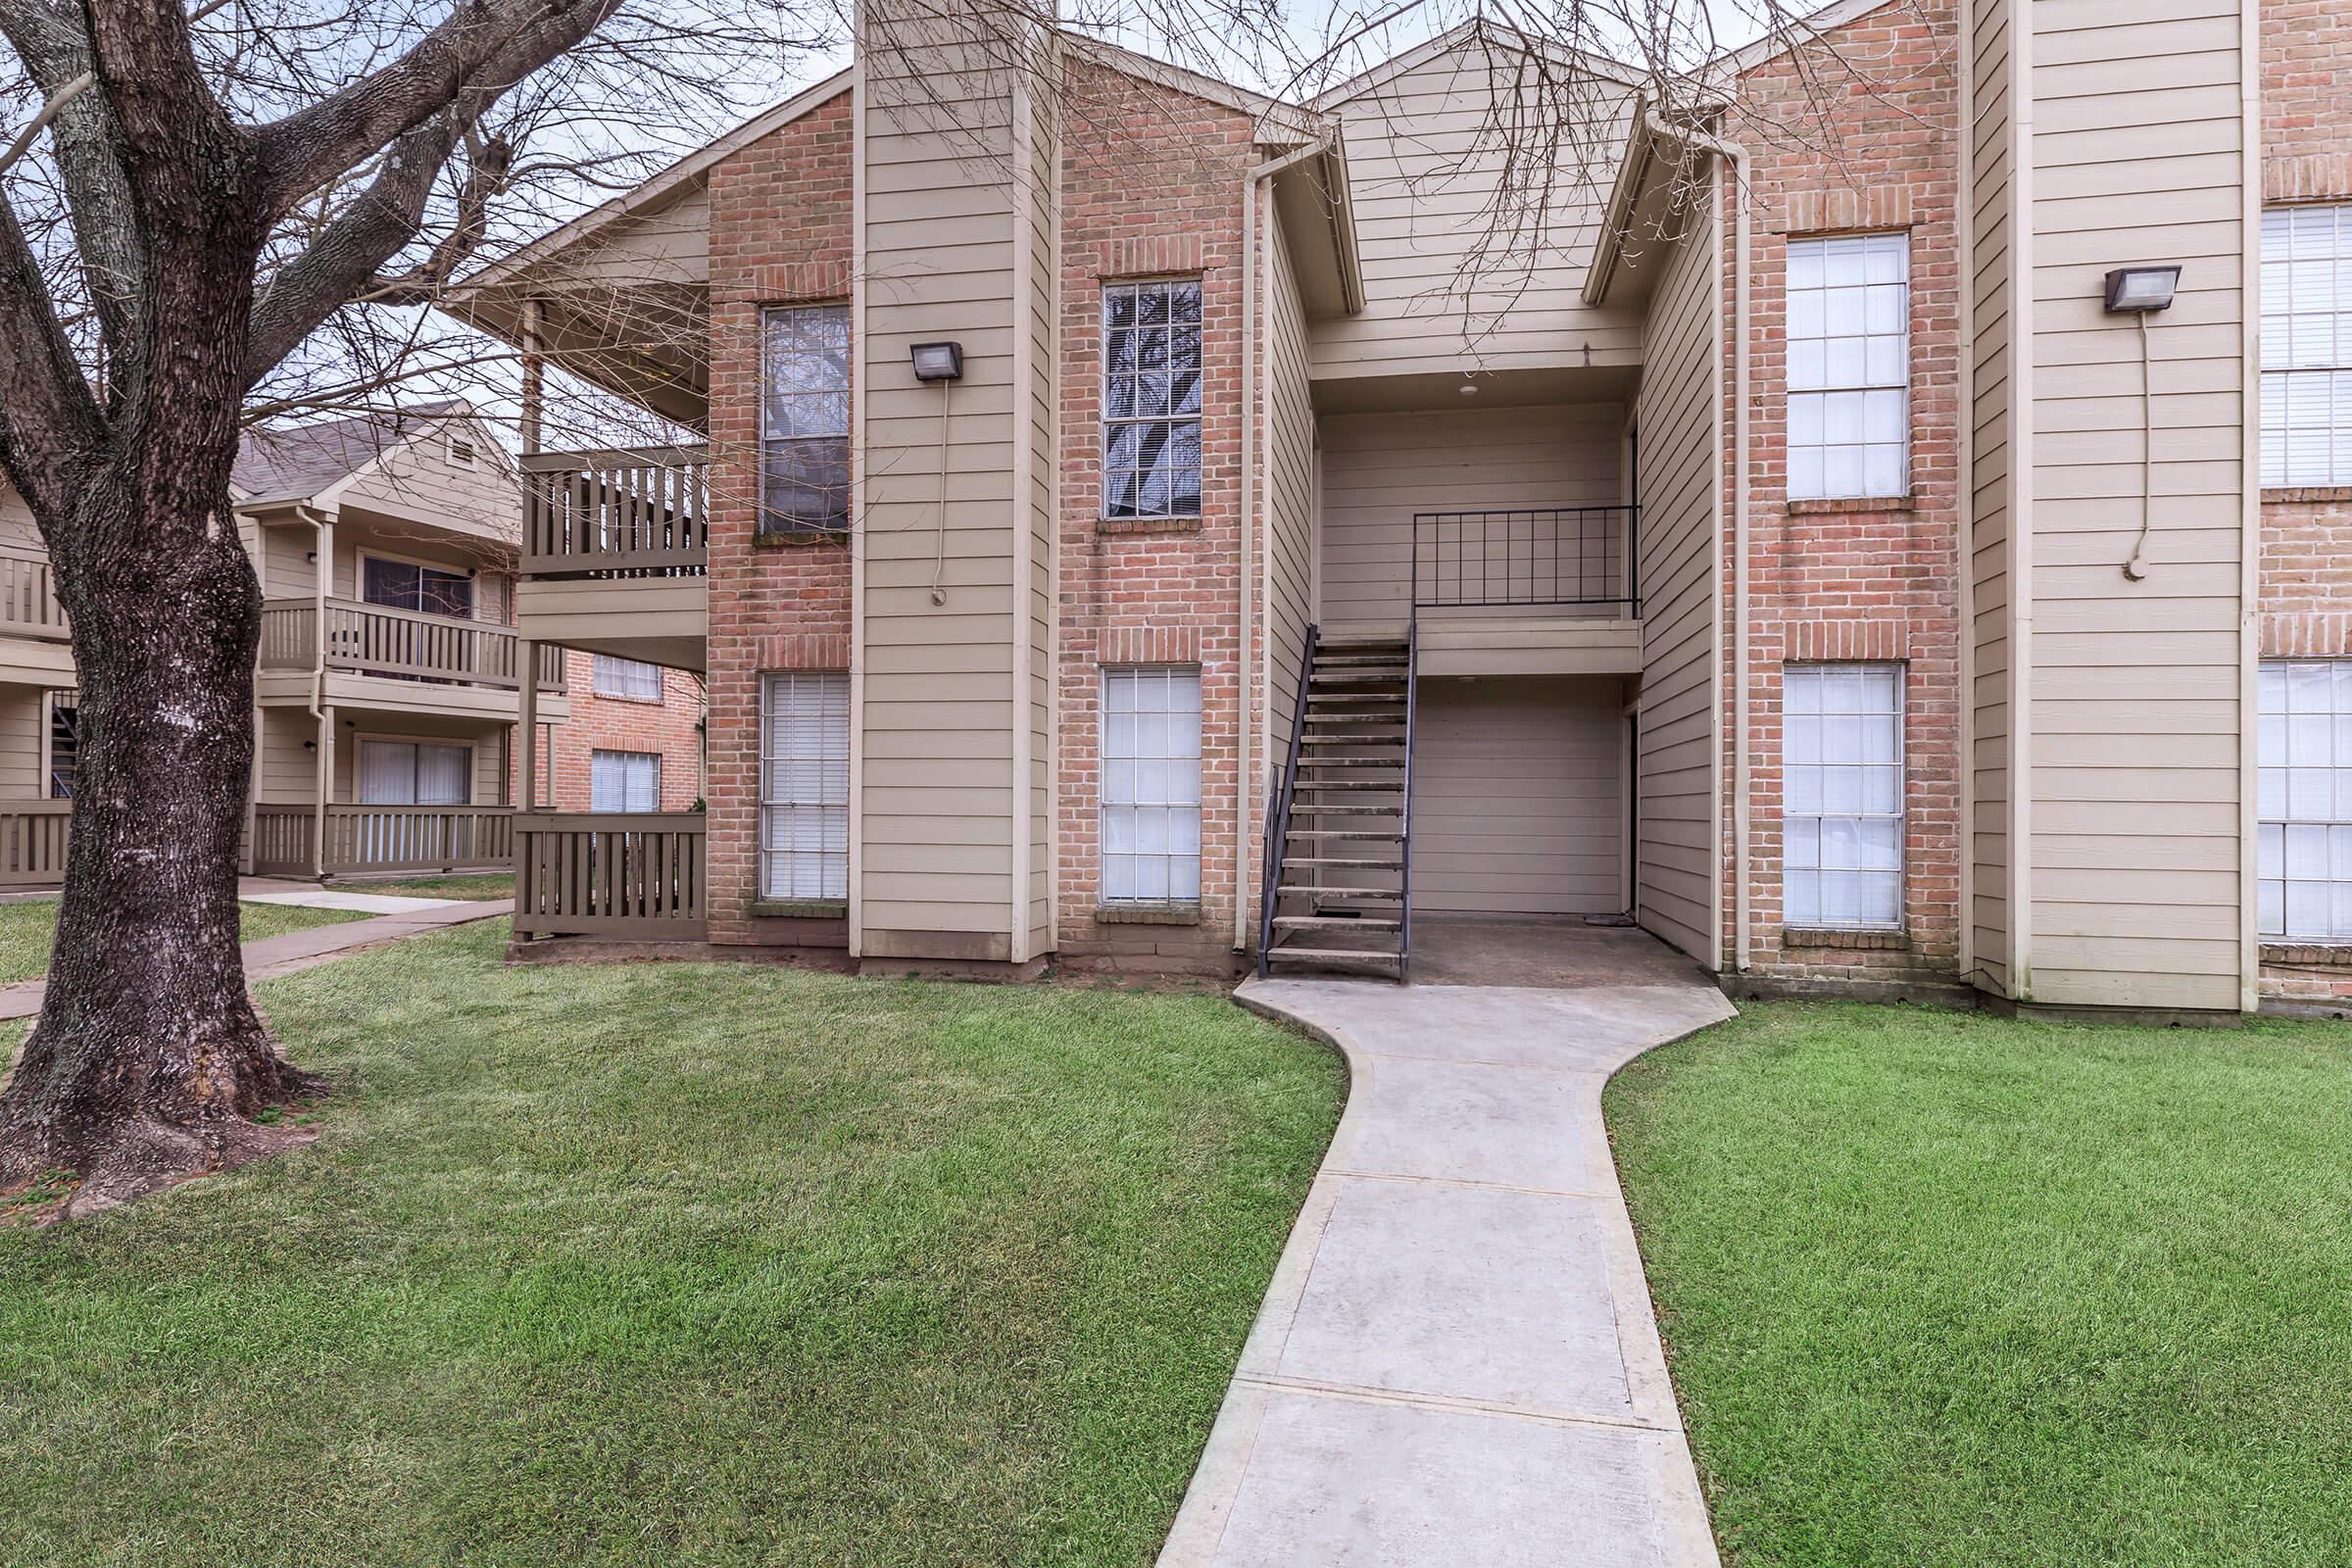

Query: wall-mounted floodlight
[2103,266,2180,314]
[909,341,964,381]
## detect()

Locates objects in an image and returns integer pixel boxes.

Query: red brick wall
[534,650,705,811]
[1054,61,1258,973]
[2260,6,2352,1004]
[1719,0,1966,992]
[704,89,856,948]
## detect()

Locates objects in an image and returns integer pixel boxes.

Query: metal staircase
[1257,621,1416,981]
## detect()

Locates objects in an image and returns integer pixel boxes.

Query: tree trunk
[0,464,312,1216]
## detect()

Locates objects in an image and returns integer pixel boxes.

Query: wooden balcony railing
[0,548,68,643]
[252,804,515,877]
[514,811,707,940]
[518,446,710,578]
[259,598,564,691]
[0,800,71,887]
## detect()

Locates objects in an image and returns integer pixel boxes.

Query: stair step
[1294,779,1403,790]
[1291,804,1403,815]
[1297,757,1405,767]
[1308,691,1405,703]
[1309,672,1409,684]
[1265,946,1405,971]
[1287,828,1405,841]
[1300,738,1405,750]
[1276,885,1404,900]
[1275,913,1402,932]
[1282,856,1404,868]
[1303,714,1404,727]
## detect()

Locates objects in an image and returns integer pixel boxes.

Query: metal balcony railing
[1410,505,1641,614]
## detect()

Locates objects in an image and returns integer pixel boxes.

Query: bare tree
[0,0,814,1213]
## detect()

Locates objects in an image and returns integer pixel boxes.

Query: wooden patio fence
[252,805,515,877]
[0,800,72,887]
[514,812,707,940]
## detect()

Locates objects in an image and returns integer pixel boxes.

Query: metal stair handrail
[1257,621,1319,977]
[1399,614,1418,983]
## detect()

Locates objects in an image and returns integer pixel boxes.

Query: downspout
[295,504,333,878]
[1648,109,1752,973]
[1236,135,1331,953]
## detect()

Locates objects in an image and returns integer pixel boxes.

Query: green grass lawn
[325,872,514,902]
[1606,1001,2352,1568]
[0,922,1342,1567]
[0,898,368,985]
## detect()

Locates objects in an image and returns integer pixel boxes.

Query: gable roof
[231,402,476,507]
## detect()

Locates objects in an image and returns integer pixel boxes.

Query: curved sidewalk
[1161,974,1735,1568]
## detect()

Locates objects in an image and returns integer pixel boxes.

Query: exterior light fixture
[2102,266,2180,314]
[909,341,963,381]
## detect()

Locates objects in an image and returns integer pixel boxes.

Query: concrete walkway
[1160,974,1737,1568]
[0,899,512,1022]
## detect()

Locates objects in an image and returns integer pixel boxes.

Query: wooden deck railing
[514,811,707,939]
[518,447,711,578]
[252,805,515,877]
[0,548,68,643]
[0,800,71,886]
[258,598,564,690]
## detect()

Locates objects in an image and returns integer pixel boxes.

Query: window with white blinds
[357,740,470,806]
[1783,663,1904,929]
[2260,204,2352,487]
[761,670,849,901]
[591,655,664,702]
[1786,232,1910,501]
[1101,666,1201,905]
[2258,660,2352,940]
[591,749,662,813]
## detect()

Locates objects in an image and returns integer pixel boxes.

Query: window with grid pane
[1786,233,1910,501]
[590,749,662,812]
[2261,205,2352,487]
[2258,661,2352,939]
[1783,663,1904,928]
[591,654,664,702]
[761,670,849,901]
[1102,279,1203,521]
[761,305,851,534]
[1101,666,1201,904]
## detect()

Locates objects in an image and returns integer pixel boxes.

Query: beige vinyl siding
[257,709,318,803]
[1264,199,1317,759]
[1316,403,1627,635]
[1969,0,2018,989]
[1409,675,1624,914]
[2022,0,2249,1009]
[1317,49,1642,382]
[856,7,1046,957]
[0,684,45,797]
[0,483,42,553]
[332,416,524,553]
[1631,188,1719,966]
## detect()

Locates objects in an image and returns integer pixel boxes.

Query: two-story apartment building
[445,0,2352,1019]
[0,403,704,888]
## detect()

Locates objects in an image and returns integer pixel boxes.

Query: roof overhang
[1582,98,1723,310]
[1269,128,1365,318]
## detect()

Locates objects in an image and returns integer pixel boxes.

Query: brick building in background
[439,0,2352,1019]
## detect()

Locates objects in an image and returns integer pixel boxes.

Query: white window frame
[2258,660,2352,941]
[1782,662,1905,930]
[590,748,663,813]
[760,670,850,902]
[1101,278,1204,522]
[1100,665,1202,906]
[2261,204,2352,488]
[760,304,852,535]
[591,654,664,703]
[356,736,473,807]
[1785,232,1911,502]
